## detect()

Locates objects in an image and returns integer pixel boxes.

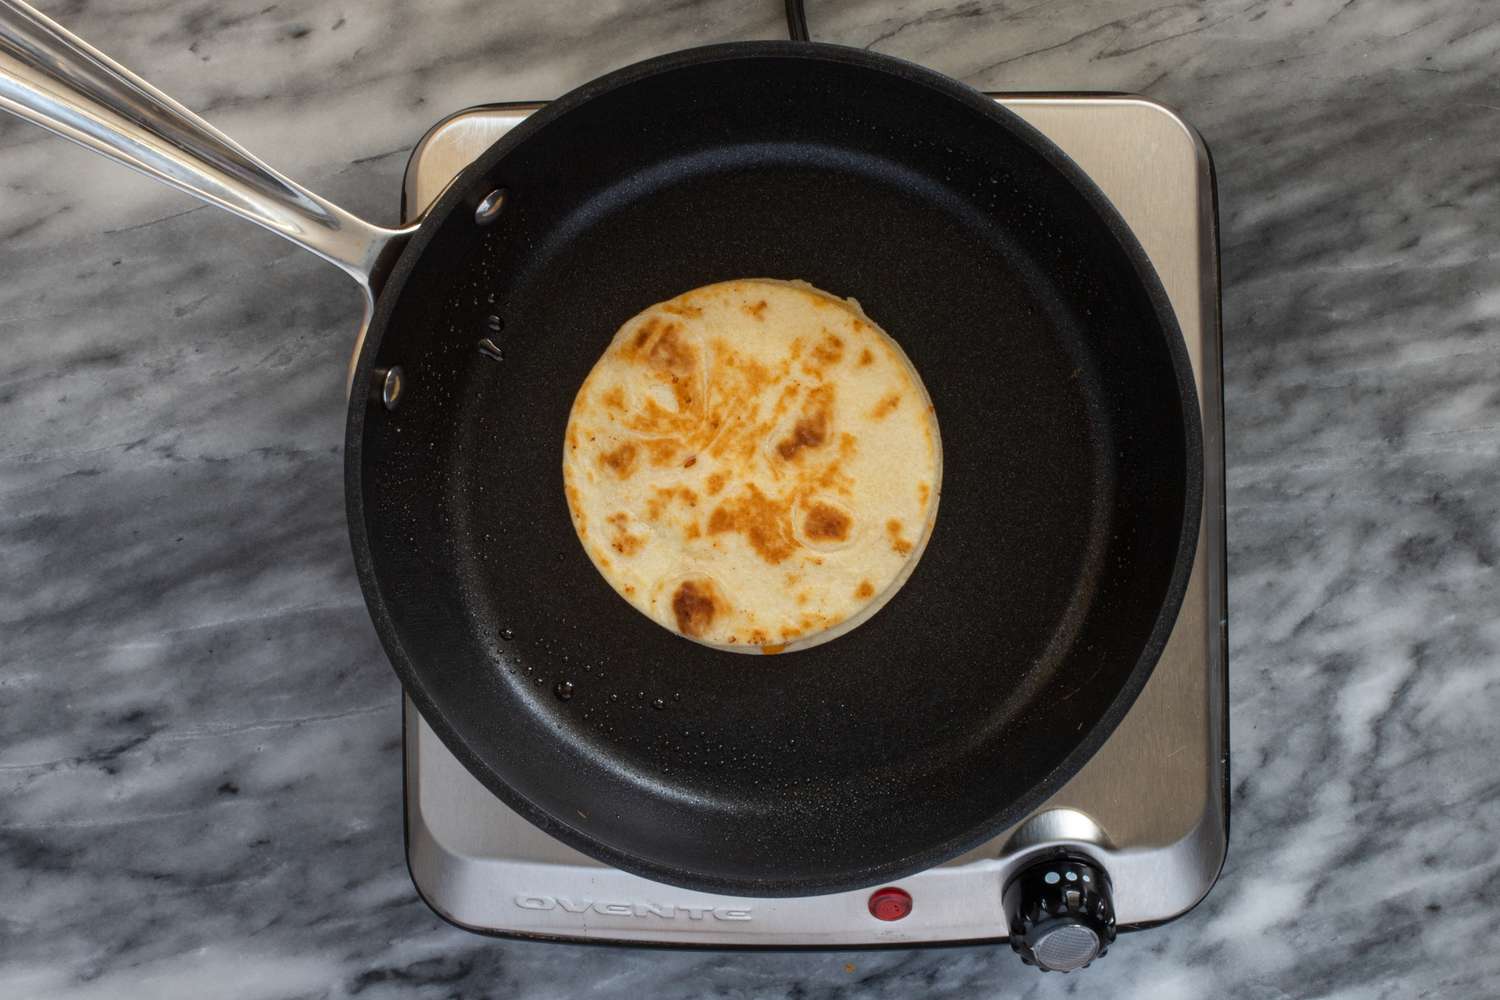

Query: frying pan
[0,1,1201,895]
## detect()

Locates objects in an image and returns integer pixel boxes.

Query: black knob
[1002,855,1116,973]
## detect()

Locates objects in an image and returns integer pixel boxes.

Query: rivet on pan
[374,366,404,410]
[474,188,508,226]
[477,338,504,362]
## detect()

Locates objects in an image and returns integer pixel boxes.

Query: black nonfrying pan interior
[350,43,1202,896]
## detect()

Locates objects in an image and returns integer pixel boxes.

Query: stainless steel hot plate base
[400,95,1226,946]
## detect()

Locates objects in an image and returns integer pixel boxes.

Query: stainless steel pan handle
[0,0,415,295]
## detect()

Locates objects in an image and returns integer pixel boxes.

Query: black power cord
[784,0,810,41]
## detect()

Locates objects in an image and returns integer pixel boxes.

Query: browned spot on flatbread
[645,438,678,466]
[662,302,703,318]
[760,643,787,655]
[770,383,802,424]
[647,486,698,522]
[776,384,834,461]
[707,483,797,564]
[803,502,852,542]
[682,455,697,467]
[871,392,902,419]
[815,458,852,495]
[744,299,768,319]
[599,442,637,478]
[778,419,829,462]
[622,317,703,416]
[685,521,701,540]
[887,518,913,555]
[707,472,727,495]
[647,323,694,376]
[918,482,931,506]
[855,580,875,599]
[810,333,843,367]
[605,513,644,556]
[858,348,874,366]
[601,386,625,410]
[672,579,722,638]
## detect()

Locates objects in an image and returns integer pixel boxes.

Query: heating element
[398,95,1226,954]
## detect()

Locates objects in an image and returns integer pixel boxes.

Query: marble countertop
[3,0,1498,996]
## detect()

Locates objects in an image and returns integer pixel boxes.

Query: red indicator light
[868,886,913,921]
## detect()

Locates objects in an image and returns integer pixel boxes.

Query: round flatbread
[563,279,941,653]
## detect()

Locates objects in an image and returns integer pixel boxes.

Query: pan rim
[345,39,1205,897]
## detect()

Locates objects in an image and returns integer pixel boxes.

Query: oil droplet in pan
[555,681,575,701]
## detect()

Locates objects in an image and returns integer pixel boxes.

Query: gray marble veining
[2,0,1498,997]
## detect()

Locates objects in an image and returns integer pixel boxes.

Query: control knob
[1002,855,1116,973]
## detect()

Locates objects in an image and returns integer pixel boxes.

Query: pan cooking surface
[347,44,1199,894]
